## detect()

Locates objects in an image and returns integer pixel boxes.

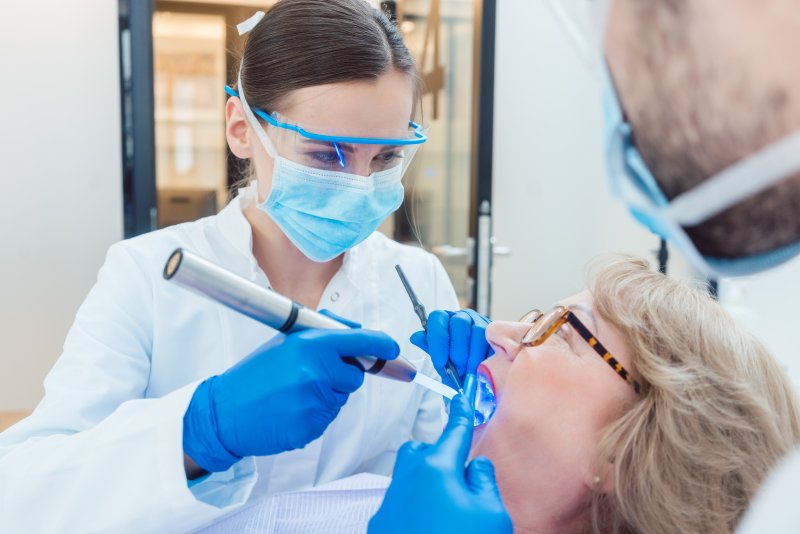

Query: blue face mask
[601,65,800,279]
[257,159,404,262]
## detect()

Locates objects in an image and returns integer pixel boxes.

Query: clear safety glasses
[519,306,642,394]
[225,85,426,176]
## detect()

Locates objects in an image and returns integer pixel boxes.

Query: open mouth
[474,364,497,427]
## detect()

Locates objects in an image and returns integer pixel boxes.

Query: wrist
[183,377,242,473]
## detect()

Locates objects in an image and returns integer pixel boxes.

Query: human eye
[372,151,403,170]
[302,150,342,168]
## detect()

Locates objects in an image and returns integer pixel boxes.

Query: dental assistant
[370,0,800,531]
[0,1,458,532]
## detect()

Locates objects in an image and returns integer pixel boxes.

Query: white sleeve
[408,254,460,444]
[0,243,256,533]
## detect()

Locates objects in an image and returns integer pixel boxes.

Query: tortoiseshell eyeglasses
[518,306,642,394]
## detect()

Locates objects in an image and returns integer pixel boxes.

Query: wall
[720,260,800,390]
[0,1,123,410]
[490,0,694,320]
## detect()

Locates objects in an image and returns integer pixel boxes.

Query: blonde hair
[587,256,800,534]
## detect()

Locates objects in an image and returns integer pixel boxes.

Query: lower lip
[473,364,497,427]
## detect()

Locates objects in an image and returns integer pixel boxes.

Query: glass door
[391,0,497,309]
[153,11,228,228]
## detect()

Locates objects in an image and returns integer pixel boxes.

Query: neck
[243,203,342,309]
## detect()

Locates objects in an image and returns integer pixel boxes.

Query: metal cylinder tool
[163,248,418,382]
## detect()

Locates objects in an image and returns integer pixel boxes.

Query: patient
[208,257,800,533]
[472,256,800,533]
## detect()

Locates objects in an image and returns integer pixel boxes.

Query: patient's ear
[226,97,253,159]
[586,465,615,495]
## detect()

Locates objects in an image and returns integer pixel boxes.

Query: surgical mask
[235,76,411,263]
[547,0,800,278]
[601,66,800,279]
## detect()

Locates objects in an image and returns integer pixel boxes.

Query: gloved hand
[183,327,399,473]
[410,309,493,388]
[368,393,512,534]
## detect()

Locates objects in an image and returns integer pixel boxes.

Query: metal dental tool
[164,248,421,382]
[394,264,464,393]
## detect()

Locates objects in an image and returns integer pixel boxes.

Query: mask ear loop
[236,70,279,160]
[667,130,800,226]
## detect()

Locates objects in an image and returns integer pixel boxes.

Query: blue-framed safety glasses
[225,85,427,176]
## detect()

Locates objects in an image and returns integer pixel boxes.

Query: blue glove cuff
[183,377,242,473]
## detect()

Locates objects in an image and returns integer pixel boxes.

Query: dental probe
[395,264,464,392]
[164,248,417,382]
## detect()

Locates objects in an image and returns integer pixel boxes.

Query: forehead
[276,69,415,139]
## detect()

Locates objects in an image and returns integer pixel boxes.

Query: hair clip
[237,11,265,36]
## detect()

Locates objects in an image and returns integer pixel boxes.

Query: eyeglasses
[518,306,642,394]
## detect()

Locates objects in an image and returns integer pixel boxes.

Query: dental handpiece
[163,248,418,382]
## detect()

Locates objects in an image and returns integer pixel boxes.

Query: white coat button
[330,292,340,302]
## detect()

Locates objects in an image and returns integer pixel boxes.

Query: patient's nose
[485,321,530,361]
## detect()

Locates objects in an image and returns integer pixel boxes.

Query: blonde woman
[371,256,800,534]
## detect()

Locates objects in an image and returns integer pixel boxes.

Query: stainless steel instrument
[163,248,418,382]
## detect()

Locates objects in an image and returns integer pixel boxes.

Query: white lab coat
[736,447,800,533]
[0,189,458,533]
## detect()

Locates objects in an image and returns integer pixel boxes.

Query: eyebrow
[300,140,398,153]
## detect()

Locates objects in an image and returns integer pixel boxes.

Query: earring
[593,476,601,486]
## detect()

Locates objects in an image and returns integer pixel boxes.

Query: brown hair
[237,0,420,116]
[587,256,800,533]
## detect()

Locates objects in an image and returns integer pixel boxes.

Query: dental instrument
[164,248,456,396]
[395,264,464,392]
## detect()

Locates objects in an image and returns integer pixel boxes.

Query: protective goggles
[225,85,426,176]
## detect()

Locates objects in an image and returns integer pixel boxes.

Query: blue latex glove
[183,327,399,472]
[410,309,493,388]
[368,392,512,533]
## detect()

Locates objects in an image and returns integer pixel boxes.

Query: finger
[426,310,452,370]
[465,456,504,501]
[318,309,362,328]
[398,440,431,458]
[409,330,429,353]
[309,329,401,361]
[463,309,490,327]
[450,311,473,378]
[393,440,432,480]
[326,357,366,394]
[432,393,475,467]
[467,323,490,374]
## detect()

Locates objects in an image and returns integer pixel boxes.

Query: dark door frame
[119,0,157,238]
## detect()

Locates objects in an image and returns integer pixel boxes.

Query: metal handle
[163,248,417,382]
[432,242,511,259]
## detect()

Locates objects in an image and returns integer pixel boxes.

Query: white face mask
[549,0,800,278]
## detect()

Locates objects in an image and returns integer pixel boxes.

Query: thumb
[409,330,429,352]
[465,456,503,501]
[319,308,362,328]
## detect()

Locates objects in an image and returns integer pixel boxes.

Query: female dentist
[0,0,457,531]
